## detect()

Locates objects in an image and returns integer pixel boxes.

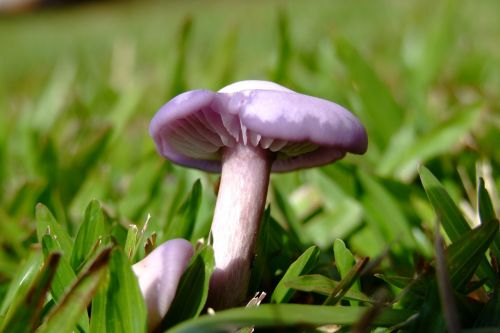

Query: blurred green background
[0,0,499,296]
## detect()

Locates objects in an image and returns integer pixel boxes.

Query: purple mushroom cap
[150,80,368,172]
[132,238,194,330]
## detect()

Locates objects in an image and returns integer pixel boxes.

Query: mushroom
[132,238,194,331]
[150,80,367,309]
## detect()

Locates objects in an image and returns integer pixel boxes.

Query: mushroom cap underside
[150,86,368,173]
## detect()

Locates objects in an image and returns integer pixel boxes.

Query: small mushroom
[150,80,367,308]
[132,238,194,331]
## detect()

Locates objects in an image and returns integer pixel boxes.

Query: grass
[0,0,499,332]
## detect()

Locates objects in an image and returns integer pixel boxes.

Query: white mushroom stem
[208,143,273,309]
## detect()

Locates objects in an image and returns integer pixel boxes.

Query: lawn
[0,0,499,332]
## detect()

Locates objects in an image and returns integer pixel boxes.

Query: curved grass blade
[169,16,192,97]
[334,239,361,305]
[447,218,499,290]
[35,247,111,333]
[478,178,500,260]
[0,253,61,333]
[435,228,461,333]
[36,203,73,256]
[271,246,320,304]
[90,248,147,333]
[0,248,43,316]
[42,235,89,332]
[334,37,403,149]
[167,179,202,241]
[324,257,369,305]
[167,304,415,333]
[71,199,108,272]
[284,274,371,303]
[271,182,305,246]
[419,166,496,285]
[419,166,470,240]
[273,8,291,84]
[358,170,416,252]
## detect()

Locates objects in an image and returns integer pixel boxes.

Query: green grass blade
[36,203,73,257]
[0,253,61,333]
[0,248,43,316]
[374,274,414,290]
[59,126,112,206]
[435,230,461,333]
[477,178,500,259]
[324,257,369,305]
[167,179,202,241]
[334,36,404,149]
[31,60,75,134]
[334,239,361,305]
[271,182,305,246]
[271,245,320,304]
[248,206,271,294]
[160,245,215,329]
[447,219,499,290]
[403,0,456,92]
[419,166,497,284]
[42,235,89,332]
[124,224,140,260]
[284,274,371,303]
[71,199,109,271]
[167,304,415,333]
[378,106,480,180]
[358,170,415,251]
[98,248,147,333]
[35,247,111,333]
[89,286,107,333]
[170,16,193,97]
[419,166,470,241]
[273,8,291,84]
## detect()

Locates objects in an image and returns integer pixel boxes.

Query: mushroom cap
[150,80,368,172]
[132,238,194,330]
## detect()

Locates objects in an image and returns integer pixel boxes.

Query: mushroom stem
[208,143,273,309]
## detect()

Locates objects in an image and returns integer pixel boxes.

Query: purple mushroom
[150,80,367,309]
[132,238,194,331]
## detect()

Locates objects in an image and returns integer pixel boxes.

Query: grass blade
[324,257,369,305]
[419,166,497,285]
[271,182,305,246]
[334,239,361,305]
[419,166,470,241]
[170,16,193,97]
[273,8,291,84]
[0,253,61,333]
[358,170,415,252]
[0,248,43,316]
[435,228,461,333]
[447,219,499,290]
[334,36,404,149]
[94,248,147,333]
[271,246,320,304]
[36,203,73,256]
[167,179,202,241]
[167,304,415,333]
[478,178,500,259]
[71,199,109,271]
[42,235,89,332]
[284,274,371,303]
[35,247,111,333]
